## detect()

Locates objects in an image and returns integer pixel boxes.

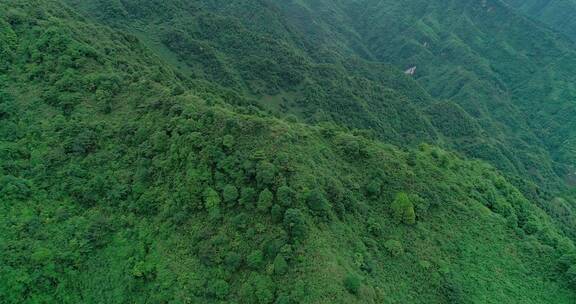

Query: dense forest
[504,0,576,42]
[2,0,576,303]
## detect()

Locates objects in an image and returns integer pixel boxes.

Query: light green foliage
[207,279,230,299]
[247,250,264,270]
[204,187,221,218]
[391,192,416,225]
[384,240,404,257]
[273,255,288,275]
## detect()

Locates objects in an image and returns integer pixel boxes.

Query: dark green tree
[223,184,239,205]
[239,187,257,208]
[271,204,284,222]
[344,274,362,295]
[306,189,330,217]
[283,209,306,241]
[253,275,275,304]
[384,240,404,257]
[258,188,274,212]
[277,185,295,207]
[256,161,276,187]
[567,265,576,288]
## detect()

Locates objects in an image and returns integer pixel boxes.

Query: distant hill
[504,0,576,42]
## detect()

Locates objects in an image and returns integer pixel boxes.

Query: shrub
[239,187,257,208]
[271,204,284,222]
[306,189,330,217]
[204,187,221,218]
[384,240,404,257]
[222,134,235,149]
[277,185,295,207]
[366,179,381,196]
[344,274,362,295]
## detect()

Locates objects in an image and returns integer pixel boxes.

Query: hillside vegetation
[2,0,576,303]
[504,0,576,42]
[65,0,576,191]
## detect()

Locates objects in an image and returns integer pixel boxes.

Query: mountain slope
[64,0,442,147]
[327,0,576,187]
[0,1,574,303]
[64,0,576,195]
[3,0,576,303]
[504,0,576,42]
[63,0,576,241]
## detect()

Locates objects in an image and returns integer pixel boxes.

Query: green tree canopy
[391,192,416,225]
[258,188,274,212]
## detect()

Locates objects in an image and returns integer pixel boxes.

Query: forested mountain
[340,0,576,185]
[504,0,576,42]
[65,0,441,146]
[63,0,576,191]
[2,0,576,303]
